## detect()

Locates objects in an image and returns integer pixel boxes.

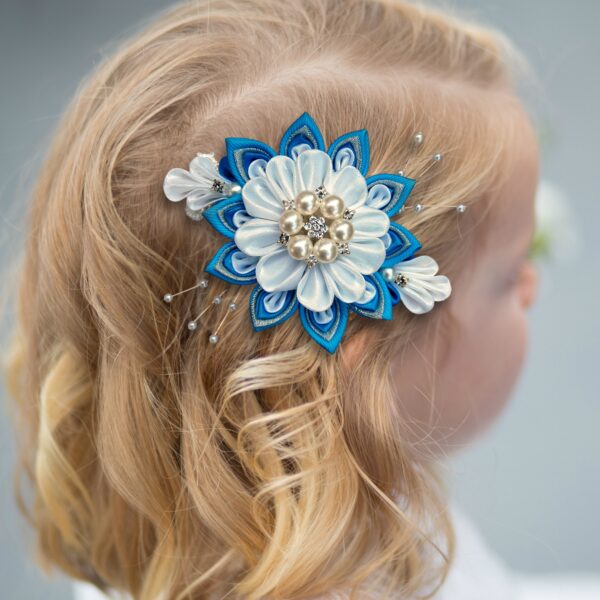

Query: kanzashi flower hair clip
[163,112,453,352]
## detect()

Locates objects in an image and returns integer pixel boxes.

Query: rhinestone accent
[305,255,318,268]
[211,179,225,193]
[343,208,355,221]
[278,233,290,246]
[314,185,328,200]
[337,243,351,255]
[394,274,409,287]
[282,198,296,210]
[303,215,328,240]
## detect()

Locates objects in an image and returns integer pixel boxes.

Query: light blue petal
[350,273,393,320]
[203,194,245,239]
[249,287,298,331]
[365,173,415,217]
[205,242,258,284]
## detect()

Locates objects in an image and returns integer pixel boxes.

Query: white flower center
[277,186,355,267]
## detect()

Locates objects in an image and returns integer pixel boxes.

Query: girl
[3,0,594,598]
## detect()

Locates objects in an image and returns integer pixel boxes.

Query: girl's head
[3,0,538,598]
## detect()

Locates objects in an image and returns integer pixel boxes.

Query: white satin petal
[418,275,452,301]
[324,165,367,209]
[394,255,439,277]
[163,168,201,202]
[356,279,377,305]
[242,176,284,221]
[297,265,334,312]
[322,261,366,304]
[339,238,386,274]
[266,155,298,203]
[234,219,281,256]
[255,248,307,292]
[295,149,332,192]
[189,154,220,182]
[351,207,390,238]
[186,188,224,211]
[398,283,435,314]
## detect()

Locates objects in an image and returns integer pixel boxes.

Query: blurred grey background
[0,1,598,598]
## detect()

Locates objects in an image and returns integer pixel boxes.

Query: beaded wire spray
[162,113,461,352]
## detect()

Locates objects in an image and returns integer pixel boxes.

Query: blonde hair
[2,1,524,598]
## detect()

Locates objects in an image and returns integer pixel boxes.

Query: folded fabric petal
[255,247,307,292]
[339,238,386,274]
[242,176,284,221]
[234,219,281,256]
[295,149,333,192]
[322,261,366,304]
[266,155,298,203]
[351,207,390,238]
[324,165,367,209]
[297,265,334,312]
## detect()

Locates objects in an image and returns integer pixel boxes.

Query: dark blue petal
[225,137,276,184]
[365,173,415,217]
[279,112,325,158]
[385,279,402,306]
[218,155,237,181]
[203,194,248,239]
[205,242,258,285]
[299,299,348,353]
[249,287,298,331]
[381,223,421,268]
[350,273,393,320]
[327,130,370,176]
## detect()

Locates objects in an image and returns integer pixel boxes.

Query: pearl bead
[295,190,319,216]
[187,321,198,331]
[279,209,304,235]
[433,153,443,162]
[414,132,424,145]
[456,204,466,213]
[314,238,338,263]
[199,279,209,288]
[163,293,173,303]
[228,302,237,311]
[382,268,394,282]
[287,235,313,260]
[414,204,423,213]
[320,195,345,220]
[329,219,354,243]
[209,334,219,344]
[213,295,222,305]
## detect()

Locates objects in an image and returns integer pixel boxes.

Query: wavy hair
[2,0,523,598]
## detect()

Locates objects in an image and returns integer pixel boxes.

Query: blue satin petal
[225,137,276,184]
[205,242,258,285]
[218,155,237,181]
[381,222,421,268]
[249,287,298,331]
[202,194,245,239]
[350,273,393,320]
[385,279,402,306]
[279,112,325,157]
[327,130,370,176]
[365,173,415,217]
[299,299,348,353]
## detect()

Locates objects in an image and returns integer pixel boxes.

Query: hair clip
[163,112,451,352]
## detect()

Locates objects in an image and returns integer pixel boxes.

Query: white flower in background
[163,152,240,212]
[532,180,580,262]
[234,149,390,312]
[382,256,451,314]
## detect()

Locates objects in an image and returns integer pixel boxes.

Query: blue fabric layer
[218,155,237,182]
[279,112,325,157]
[381,222,421,268]
[249,287,298,331]
[203,195,245,239]
[350,273,393,320]
[299,299,348,353]
[327,130,370,176]
[225,137,276,184]
[365,173,416,217]
[205,242,257,285]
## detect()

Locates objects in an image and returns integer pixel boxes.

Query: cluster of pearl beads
[278,187,354,267]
